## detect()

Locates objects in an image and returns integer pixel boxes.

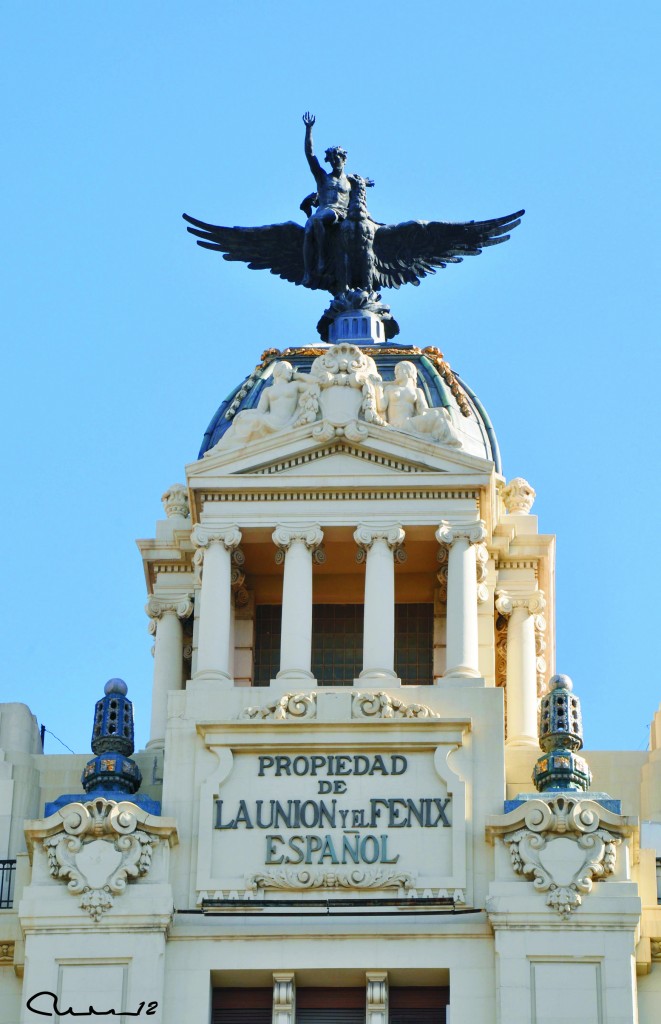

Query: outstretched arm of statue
[303,111,323,182]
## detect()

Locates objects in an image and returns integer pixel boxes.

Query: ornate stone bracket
[352,691,440,719]
[239,692,318,720]
[246,868,417,892]
[486,795,635,918]
[25,798,177,923]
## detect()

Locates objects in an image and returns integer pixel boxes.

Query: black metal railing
[0,859,16,909]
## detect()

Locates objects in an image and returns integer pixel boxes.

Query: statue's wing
[183,214,306,286]
[372,210,524,289]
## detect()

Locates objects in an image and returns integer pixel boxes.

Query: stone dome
[199,342,501,471]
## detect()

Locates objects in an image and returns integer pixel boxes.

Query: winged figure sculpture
[183,113,523,338]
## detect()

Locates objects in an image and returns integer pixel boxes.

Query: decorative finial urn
[81,678,142,794]
[502,477,536,515]
[533,674,592,792]
[161,483,190,519]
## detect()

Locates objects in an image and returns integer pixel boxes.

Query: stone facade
[1,341,661,1023]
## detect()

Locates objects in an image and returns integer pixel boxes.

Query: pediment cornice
[187,419,494,483]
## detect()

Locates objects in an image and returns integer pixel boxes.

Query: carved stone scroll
[239,692,317,721]
[25,798,177,923]
[486,795,635,917]
[352,691,440,720]
[246,868,417,892]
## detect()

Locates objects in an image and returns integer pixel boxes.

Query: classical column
[436,520,487,678]
[354,524,405,682]
[273,525,323,681]
[366,972,388,1024]
[146,595,193,747]
[273,972,295,1024]
[495,589,546,747]
[192,524,242,682]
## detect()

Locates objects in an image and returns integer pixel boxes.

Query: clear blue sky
[2,2,660,756]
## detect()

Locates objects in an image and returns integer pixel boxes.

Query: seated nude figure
[379,361,460,446]
[216,361,318,449]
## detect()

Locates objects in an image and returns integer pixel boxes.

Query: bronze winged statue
[183,113,524,339]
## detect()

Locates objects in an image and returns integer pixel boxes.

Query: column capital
[145,595,194,621]
[436,519,487,546]
[495,588,546,617]
[353,524,405,550]
[191,524,242,551]
[272,524,324,551]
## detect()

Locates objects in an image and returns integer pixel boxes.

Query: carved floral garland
[352,691,440,720]
[246,868,416,891]
[238,691,440,721]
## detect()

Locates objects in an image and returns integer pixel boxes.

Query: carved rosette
[475,541,489,603]
[486,795,634,918]
[436,544,449,600]
[229,549,249,606]
[495,613,508,718]
[27,798,177,923]
[239,692,317,721]
[352,691,439,720]
[246,868,416,892]
[502,476,536,515]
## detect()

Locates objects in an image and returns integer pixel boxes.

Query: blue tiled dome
[199,343,501,472]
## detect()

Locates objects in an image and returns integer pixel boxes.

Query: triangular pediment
[244,443,433,477]
[187,419,494,484]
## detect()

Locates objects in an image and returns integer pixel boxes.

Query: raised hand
[302,111,315,128]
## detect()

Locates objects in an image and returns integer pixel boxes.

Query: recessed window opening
[311,604,363,685]
[390,986,449,1023]
[253,603,433,686]
[395,603,433,685]
[253,604,282,686]
[211,987,272,1023]
[296,986,364,1023]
